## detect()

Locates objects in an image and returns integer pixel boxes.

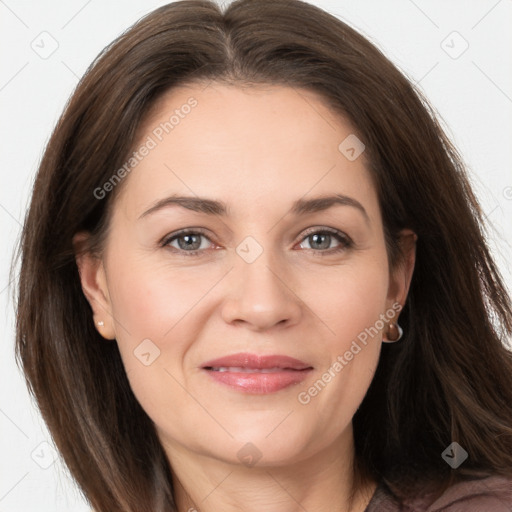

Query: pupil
[312,233,329,249]
[180,234,200,250]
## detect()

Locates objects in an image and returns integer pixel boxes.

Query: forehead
[138,81,359,158]
[114,82,378,222]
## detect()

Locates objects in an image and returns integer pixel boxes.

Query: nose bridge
[220,234,302,330]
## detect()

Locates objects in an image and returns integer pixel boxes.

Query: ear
[386,228,417,314]
[73,232,116,340]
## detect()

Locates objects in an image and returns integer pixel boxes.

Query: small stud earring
[97,321,104,327]
[383,322,403,343]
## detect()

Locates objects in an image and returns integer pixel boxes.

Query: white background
[1,0,511,510]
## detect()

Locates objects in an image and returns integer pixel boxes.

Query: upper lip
[202,352,313,370]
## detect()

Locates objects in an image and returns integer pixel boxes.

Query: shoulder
[367,474,512,512]
[420,474,512,512]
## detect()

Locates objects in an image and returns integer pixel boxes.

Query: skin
[76,82,416,512]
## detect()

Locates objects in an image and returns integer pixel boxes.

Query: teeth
[210,367,291,373]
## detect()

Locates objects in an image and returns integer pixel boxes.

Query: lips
[202,352,312,370]
[201,352,313,394]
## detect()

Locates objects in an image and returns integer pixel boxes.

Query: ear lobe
[73,232,116,340]
[387,228,417,310]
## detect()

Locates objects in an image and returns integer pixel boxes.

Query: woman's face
[78,83,414,468]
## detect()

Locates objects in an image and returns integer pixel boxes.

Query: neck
[166,430,377,512]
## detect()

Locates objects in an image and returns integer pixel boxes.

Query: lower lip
[203,369,312,394]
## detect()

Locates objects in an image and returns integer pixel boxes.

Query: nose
[220,249,303,332]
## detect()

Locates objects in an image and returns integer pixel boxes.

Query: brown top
[365,474,512,511]
[88,475,512,511]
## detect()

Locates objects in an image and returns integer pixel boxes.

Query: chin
[222,424,318,468]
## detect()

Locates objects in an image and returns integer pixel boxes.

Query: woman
[14,0,512,511]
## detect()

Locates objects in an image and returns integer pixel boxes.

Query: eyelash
[160,227,353,257]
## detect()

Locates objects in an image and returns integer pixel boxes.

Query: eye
[161,229,214,255]
[297,228,352,254]
[161,227,353,257]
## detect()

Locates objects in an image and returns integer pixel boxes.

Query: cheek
[298,257,388,420]
[107,254,211,342]
[104,249,229,412]
[104,256,203,424]
[310,257,389,346]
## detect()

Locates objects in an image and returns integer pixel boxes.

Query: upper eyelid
[160,227,210,243]
[300,226,348,237]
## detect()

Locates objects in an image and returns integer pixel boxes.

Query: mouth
[207,366,303,373]
[201,352,313,394]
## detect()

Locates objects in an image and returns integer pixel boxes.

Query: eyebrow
[138,193,370,223]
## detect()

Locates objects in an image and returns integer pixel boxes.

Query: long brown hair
[14,0,512,510]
